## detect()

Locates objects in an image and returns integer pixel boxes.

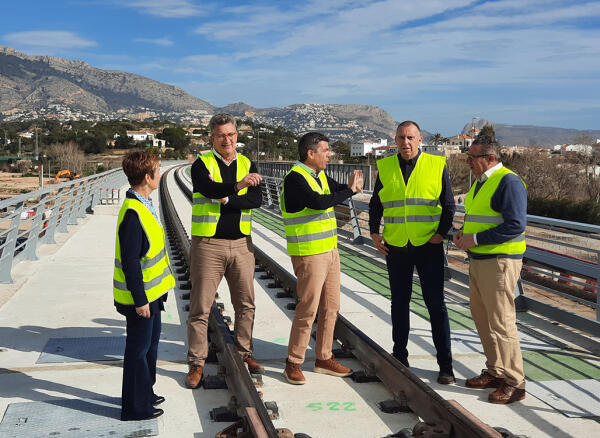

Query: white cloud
[116,0,203,18]
[3,31,97,49]
[134,37,174,46]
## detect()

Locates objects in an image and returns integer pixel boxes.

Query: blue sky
[2,0,600,135]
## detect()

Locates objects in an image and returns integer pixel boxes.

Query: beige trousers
[187,236,256,366]
[469,257,525,388]
[288,249,341,364]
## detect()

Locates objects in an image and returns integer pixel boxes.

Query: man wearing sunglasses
[454,131,527,404]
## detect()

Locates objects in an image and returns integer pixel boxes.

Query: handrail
[0,168,127,283]
[255,174,600,329]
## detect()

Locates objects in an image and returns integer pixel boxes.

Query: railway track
[160,164,515,438]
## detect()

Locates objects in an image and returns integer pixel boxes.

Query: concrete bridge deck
[0,165,598,437]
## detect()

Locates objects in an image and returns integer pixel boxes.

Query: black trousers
[385,242,453,371]
[119,304,161,420]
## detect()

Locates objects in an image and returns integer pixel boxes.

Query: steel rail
[251,246,502,438]
[173,165,503,438]
[161,165,288,438]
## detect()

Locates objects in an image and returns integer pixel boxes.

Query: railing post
[515,276,527,312]
[265,178,274,209]
[22,194,48,261]
[43,187,64,244]
[58,185,75,232]
[68,184,82,225]
[596,251,600,321]
[348,198,364,244]
[275,180,282,213]
[0,202,24,283]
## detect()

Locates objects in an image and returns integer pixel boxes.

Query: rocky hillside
[219,102,399,142]
[462,119,600,147]
[0,45,214,115]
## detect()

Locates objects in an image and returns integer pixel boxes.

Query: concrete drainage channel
[168,165,519,438]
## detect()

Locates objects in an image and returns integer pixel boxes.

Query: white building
[126,131,155,142]
[448,134,474,149]
[553,144,593,155]
[351,138,388,157]
[372,144,398,157]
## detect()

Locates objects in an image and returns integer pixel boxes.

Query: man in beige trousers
[185,113,264,388]
[279,132,363,384]
[454,129,527,404]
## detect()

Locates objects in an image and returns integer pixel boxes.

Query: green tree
[474,125,498,145]
[431,133,445,145]
[159,126,189,150]
[114,132,135,149]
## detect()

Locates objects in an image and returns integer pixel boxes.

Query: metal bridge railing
[259,175,600,332]
[257,161,373,191]
[0,168,127,283]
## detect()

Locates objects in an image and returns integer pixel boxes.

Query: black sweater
[369,151,456,239]
[191,154,262,239]
[282,167,355,213]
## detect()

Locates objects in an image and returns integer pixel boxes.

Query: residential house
[351,138,388,157]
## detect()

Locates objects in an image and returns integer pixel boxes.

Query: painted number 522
[306,402,357,411]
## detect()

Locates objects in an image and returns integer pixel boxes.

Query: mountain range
[1,45,597,146]
[462,119,600,147]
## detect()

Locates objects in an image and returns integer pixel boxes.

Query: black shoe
[121,408,164,421]
[437,370,456,385]
[392,353,409,368]
[153,396,165,406]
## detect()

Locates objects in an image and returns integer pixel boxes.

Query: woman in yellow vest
[114,151,175,421]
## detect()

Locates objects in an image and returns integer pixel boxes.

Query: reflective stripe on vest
[463,166,527,255]
[280,165,338,256]
[377,153,445,247]
[191,152,252,237]
[113,198,175,305]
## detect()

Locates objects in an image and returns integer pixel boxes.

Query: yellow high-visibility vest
[114,198,175,305]
[464,166,526,255]
[377,153,445,246]
[280,165,337,256]
[191,152,252,237]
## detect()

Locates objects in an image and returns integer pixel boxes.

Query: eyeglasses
[214,133,237,141]
[465,153,489,159]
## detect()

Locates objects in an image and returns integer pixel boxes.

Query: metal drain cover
[0,397,158,437]
[37,337,125,363]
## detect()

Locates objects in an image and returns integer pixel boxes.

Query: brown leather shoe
[466,370,504,389]
[185,364,203,389]
[314,356,353,377]
[488,382,526,404]
[284,359,306,385]
[244,356,265,374]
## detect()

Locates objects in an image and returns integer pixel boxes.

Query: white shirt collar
[212,148,237,166]
[478,162,503,183]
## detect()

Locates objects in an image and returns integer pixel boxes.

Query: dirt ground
[0,172,58,197]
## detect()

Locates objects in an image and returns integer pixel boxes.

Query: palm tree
[431,133,444,146]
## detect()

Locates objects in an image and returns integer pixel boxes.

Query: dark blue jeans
[386,242,453,372]
[120,305,161,420]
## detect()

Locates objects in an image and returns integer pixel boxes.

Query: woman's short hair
[122,150,159,186]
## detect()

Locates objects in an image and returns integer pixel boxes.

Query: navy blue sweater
[115,192,166,314]
[469,171,527,259]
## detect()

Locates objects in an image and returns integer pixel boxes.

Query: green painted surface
[523,350,600,381]
[253,209,600,381]
[186,166,191,177]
